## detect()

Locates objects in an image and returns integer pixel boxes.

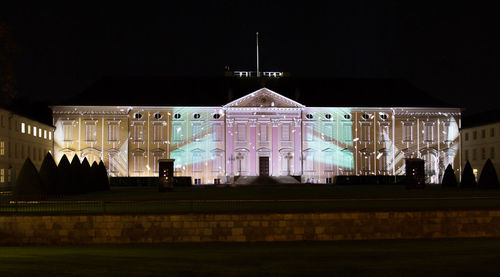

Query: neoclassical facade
[51,88,461,184]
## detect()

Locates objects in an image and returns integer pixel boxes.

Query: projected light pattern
[51,89,462,185]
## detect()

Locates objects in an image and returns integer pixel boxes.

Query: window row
[465,147,496,161]
[20,122,53,140]
[464,127,497,141]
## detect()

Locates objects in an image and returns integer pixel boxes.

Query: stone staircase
[234,175,301,186]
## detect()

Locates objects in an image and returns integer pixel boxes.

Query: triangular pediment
[223,88,305,108]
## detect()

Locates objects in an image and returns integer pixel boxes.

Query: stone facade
[0,108,55,189]
[1,210,500,245]
[51,88,461,184]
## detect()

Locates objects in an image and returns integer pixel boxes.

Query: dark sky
[1,1,499,114]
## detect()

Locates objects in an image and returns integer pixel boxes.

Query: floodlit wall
[0,108,54,188]
[51,92,461,185]
[461,122,500,179]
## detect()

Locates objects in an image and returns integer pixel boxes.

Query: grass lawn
[1,238,500,276]
[3,185,500,214]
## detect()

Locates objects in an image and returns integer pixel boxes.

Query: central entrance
[259,156,270,176]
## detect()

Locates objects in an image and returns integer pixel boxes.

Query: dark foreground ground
[2,238,500,276]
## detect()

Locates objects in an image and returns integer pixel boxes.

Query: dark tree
[69,154,83,194]
[57,154,71,195]
[90,161,99,192]
[441,164,458,187]
[38,152,59,195]
[80,157,91,193]
[478,159,499,188]
[98,160,110,191]
[14,158,42,200]
[461,161,477,188]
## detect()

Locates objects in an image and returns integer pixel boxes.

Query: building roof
[0,97,53,127]
[59,75,453,108]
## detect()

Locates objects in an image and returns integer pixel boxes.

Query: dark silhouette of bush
[478,159,499,188]
[70,154,83,194]
[39,152,59,195]
[90,161,100,192]
[461,160,477,188]
[98,160,110,191]
[81,157,91,193]
[57,154,71,195]
[14,158,43,200]
[441,164,458,187]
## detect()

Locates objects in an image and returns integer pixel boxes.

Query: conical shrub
[81,157,91,193]
[39,152,59,196]
[461,160,477,188]
[57,154,71,195]
[441,164,458,187]
[478,159,499,188]
[98,160,110,191]
[90,161,100,192]
[70,154,83,194]
[14,158,43,200]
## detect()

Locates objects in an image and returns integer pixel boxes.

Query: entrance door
[259,156,270,176]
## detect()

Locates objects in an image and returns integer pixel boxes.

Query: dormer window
[193,113,201,119]
[362,113,370,120]
[173,113,181,119]
[153,113,162,119]
[325,114,332,120]
[343,114,351,120]
[133,113,143,119]
[213,113,221,119]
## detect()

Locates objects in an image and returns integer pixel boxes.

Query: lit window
[33,126,37,136]
[0,169,4,183]
[21,122,25,133]
[39,128,42,137]
[0,141,4,156]
[212,123,223,142]
[44,130,47,139]
[49,131,52,140]
[27,125,31,135]
[237,123,246,141]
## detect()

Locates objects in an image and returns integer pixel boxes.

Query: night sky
[1,1,499,114]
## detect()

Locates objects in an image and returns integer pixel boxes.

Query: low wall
[2,210,500,245]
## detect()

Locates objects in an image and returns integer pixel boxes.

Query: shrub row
[14,153,110,200]
[442,159,499,188]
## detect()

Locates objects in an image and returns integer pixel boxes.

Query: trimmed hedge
[441,164,458,187]
[14,158,43,200]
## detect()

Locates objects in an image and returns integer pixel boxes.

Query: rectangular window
[27,125,31,135]
[304,151,315,172]
[423,121,435,143]
[152,122,165,142]
[482,148,486,160]
[0,141,4,156]
[63,122,73,141]
[211,153,223,172]
[360,122,372,143]
[402,121,415,143]
[342,122,352,142]
[378,122,391,142]
[280,123,290,141]
[44,130,47,139]
[192,123,202,142]
[107,121,120,142]
[33,126,37,137]
[84,121,97,142]
[38,128,42,138]
[132,122,145,142]
[108,152,118,173]
[212,124,223,142]
[173,123,183,142]
[465,132,469,141]
[192,152,203,172]
[473,149,477,160]
[152,152,164,173]
[260,123,269,141]
[237,123,246,141]
[491,128,495,137]
[482,129,486,139]
[21,122,25,133]
[305,123,314,141]
[465,150,469,161]
[473,131,477,140]
[0,169,4,183]
[49,131,52,140]
[323,123,334,141]
[491,147,495,159]
[133,154,144,172]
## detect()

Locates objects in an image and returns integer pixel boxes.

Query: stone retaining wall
[1,210,500,245]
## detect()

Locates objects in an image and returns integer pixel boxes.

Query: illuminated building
[51,75,461,184]
[0,108,55,189]
[461,110,500,180]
